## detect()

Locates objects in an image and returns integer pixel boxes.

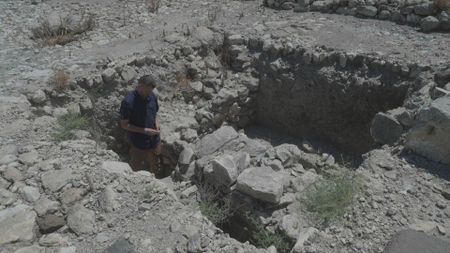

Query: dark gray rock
[435,68,450,86]
[379,10,391,20]
[101,68,119,85]
[104,238,135,253]
[445,83,450,91]
[406,13,421,25]
[414,3,437,16]
[384,229,450,253]
[357,6,378,17]
[438,11,450,30]
[28,89,47,105]
[387,107,413,127]
[370,112,403,144]
[421,16,440,32]
[37,213,66,234]
[310,1,332,11]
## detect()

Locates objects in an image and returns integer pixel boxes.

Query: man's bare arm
[155,117,160,130]
[120,120,159,135]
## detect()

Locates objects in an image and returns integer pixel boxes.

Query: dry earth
[1,0,450,253]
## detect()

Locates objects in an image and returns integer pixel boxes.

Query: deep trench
[254,52,411,155]
[86,46,413,251]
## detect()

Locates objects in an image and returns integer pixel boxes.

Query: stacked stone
[265,0,450,32]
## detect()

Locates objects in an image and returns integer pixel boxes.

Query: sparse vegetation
[181,23,191,37]
[31,15,95,46]
[50,70,70,90]
[199,200,233,225]
[303,173,360,224]
[434,0,450,11]
[53,113,88,141]
[146,0,161,13]
[243,212,293,252]
[207,6,220,24]
[197,183,293,252]
[198,183,234,225]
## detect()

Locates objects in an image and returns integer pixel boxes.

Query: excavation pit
[72,32,431,253]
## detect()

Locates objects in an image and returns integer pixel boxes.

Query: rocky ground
[1,0,450,253]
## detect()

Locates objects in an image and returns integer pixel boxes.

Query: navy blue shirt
[120,90,160,150]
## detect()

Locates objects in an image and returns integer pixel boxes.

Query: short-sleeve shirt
[120,90,160,150]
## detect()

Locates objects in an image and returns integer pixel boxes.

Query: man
[120,75,161,173]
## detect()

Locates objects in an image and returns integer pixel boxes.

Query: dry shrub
[207,6,221,24]
[167,73,193,100]
[146,0,160,13]
[434,0,450,11]
[31,15,95,46]
[175,73,191,90]
[302,173,361,224]
[50,70,70,90]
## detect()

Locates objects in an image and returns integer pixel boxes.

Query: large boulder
[438,11,450,31]
[435,68,450,86]
[104,238,135,253]
[211,154,238,186]
[101,161,132,176]
[292,227,318,253]
[357,6,378,17]
[406,96,450,164]
[0,188,17,206]
[14,245,45,253]
[414,3,436,16]
[384,229,450,253]
[421,16,440,32]
[274,144,302,167]
[67,204,96,235]
[41,169,73,192]
[236,166,284,204]
[196,126,239,157]
[370,112,403,145]
[37,213,66,234]
[178,147,195,168]
[0,204,36,245]
[99,186,119,212]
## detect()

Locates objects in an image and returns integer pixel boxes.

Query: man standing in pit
[119,75,161,174]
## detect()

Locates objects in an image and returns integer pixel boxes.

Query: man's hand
[144,128,160,136]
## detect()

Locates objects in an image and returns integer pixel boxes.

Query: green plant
[302,173,360,224]
[199,200,233,225]
[31,15,95,46]
[53,113,88,141]
[197,183,234,225]
[244,213,293,253]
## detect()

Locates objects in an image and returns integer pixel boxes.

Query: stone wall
[265,0,450,32]
[245,38,421,153]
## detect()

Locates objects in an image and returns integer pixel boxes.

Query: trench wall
[251,45,417,153]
